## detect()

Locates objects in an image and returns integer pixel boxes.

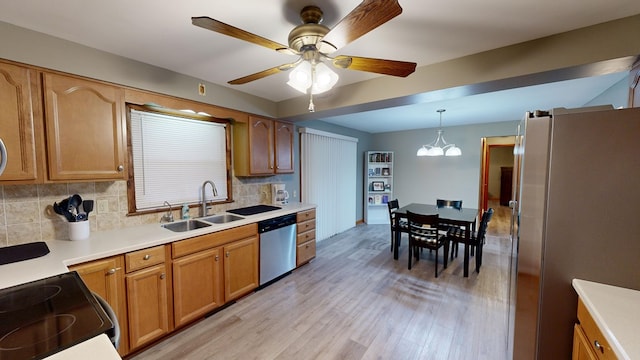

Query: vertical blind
[300,128,357,241]
[130,109,228,210]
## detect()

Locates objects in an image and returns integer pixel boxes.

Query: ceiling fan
[192,0,417,103]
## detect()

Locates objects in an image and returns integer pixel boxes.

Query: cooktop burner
[227,205,281,216]
[0,272,113,360]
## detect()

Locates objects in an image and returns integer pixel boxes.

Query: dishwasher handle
[258,213,297,233]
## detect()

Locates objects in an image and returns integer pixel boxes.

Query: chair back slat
[436,199,463,210]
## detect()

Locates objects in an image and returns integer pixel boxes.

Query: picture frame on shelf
[374,195,382,204]
[381,168,390,176]
[371,181,385,191]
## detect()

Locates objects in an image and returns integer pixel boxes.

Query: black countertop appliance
[0,272,114,360]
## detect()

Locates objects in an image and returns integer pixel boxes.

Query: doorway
[479,136,515,237]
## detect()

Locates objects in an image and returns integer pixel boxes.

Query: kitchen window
[127,104,232,214]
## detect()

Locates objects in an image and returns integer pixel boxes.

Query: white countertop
[0,202,315,290]
[44,334,120,360]
[572,279,640,360]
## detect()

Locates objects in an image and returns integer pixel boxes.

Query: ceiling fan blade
[332,55,416,77]
[228,62,299,85]
[319,0,402,53]
[192,16,296,55]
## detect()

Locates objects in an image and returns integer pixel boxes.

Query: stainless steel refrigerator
[507,106,640,359]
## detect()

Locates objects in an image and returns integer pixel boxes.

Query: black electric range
[0,272,113,360]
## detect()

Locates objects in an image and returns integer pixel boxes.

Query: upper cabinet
[0,61,44,183]
[43,72,126,181]
[233,116,294,176]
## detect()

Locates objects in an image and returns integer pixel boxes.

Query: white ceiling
[1,0,638,132]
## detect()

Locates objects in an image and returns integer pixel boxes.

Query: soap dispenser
[181,204,190,219]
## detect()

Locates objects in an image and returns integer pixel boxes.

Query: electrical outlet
[293,190,297,198]
[97,199,109,213]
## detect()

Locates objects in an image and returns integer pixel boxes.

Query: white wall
[371,121,519,209]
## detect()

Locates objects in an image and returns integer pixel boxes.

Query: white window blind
[299,127,357,241]
[130,109,228,210]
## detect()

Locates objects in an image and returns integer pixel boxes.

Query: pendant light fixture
[416,109,462,157]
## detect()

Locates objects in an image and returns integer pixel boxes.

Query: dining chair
[446,208,494,274]
[436,199,463,210]
[387,199,407,252]
[406,211,449,277]
[437,198,463,256]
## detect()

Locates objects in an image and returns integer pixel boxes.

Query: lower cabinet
[172,247,223,327]
[296,209,317,266]
[68,255,129,356]
[223,236,259,301]
[124,245,172,351]
[573,298,616,360]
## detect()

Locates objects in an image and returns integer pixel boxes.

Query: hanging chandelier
[416,109,462,157]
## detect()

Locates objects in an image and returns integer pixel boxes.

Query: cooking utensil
[69,194,82,215]
[54,200,75,222]
[83,200,94,215]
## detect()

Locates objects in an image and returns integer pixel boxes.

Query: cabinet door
[248,116,274,175]
[69,256,129,356]
[43,72,126,181]
[274,121,294,173]
[172,248,223,327]
[126,263,170,350]
[573,324,598,360]
[0,62,42,183]
[224,236,259,301]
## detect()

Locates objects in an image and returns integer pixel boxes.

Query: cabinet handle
[226,251,230,258]
[215,255,219,261]
[143,254,151,260]
[594,340,603,353]
[160,273,166,279]
[106,267,122,275]
[117,165,124,172]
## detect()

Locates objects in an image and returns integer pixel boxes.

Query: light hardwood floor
[130,223,511,360]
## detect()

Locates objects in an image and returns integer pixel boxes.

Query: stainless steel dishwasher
[258,213,297,286]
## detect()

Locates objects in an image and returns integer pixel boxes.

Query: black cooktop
[227,205,281,216]
[0,272,113,360]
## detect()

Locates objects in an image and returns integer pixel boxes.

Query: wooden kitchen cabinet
[296,208,317,266]
[233,115,294,176]
[125,245,172,351]
[573,298,617,360]
[172,246,223,328]
[68,255,129,356]
[224,235,259,301]
[42,72,126,181]
[0,61,44,183]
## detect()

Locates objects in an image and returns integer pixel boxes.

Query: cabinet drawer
[297,209,316,222]
[297,229,316,245]
[297,219,316,234]
[577,298,615,360]
[126,245,166,273]
[296,240,316,266]
[172,223,258,258]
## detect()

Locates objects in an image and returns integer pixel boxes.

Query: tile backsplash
[0,176,286,247]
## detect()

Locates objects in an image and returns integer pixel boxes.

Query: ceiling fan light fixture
[417,109,462,157]
[287,60,338,95]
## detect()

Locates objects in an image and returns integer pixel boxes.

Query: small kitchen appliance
[271,183,289,205]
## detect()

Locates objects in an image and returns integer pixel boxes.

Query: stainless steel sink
[162,219,211,232]
[200,214,244,224]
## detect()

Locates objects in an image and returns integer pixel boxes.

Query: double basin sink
[162,214,244,232]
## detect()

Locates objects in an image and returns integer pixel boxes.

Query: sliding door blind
[130,109,228,210]
[300,128,357,241]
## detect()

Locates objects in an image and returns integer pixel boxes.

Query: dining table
[393,203,479,277]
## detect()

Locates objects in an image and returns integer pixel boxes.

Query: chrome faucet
[161,201,174,223]
[201,180,218,217]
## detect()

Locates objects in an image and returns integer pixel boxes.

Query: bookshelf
[364,151,393,224]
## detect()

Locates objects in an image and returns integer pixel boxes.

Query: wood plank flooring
[129,223,512,360]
